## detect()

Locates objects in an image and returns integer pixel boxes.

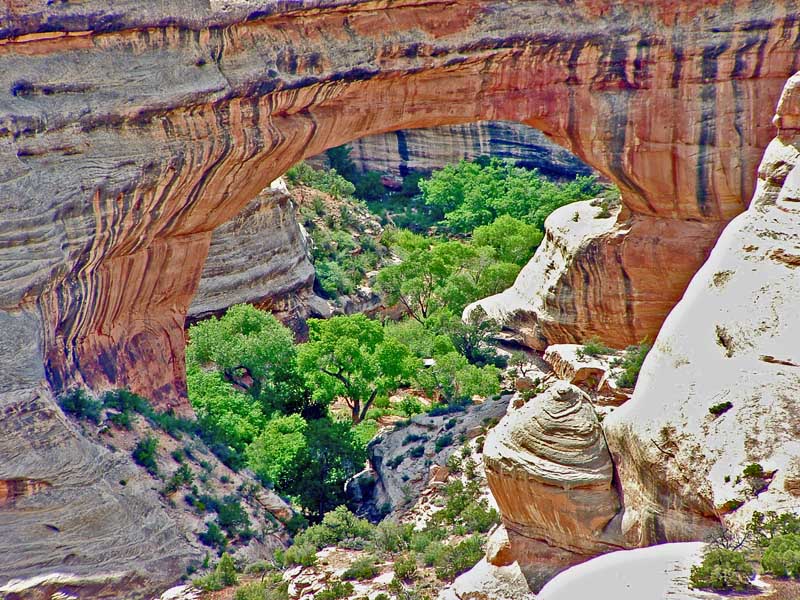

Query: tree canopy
[297,314,420,423]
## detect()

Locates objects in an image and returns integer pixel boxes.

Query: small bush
[342,556,379,580]
[217,495,250,537]
[216,552,238,586]
[102,389,150,414]
[398,396,425,417]
[315,580,354,600]
[372,519,412,554]
[761,533,800,578]
[199,522,227,553]
[163,464,194,495]
[613,341,651,388]
[743,463,765,479]
[234,578,290,600]
[409,445,425,458]
[709,401,733,416]
[132,435,159,475]
[295,506,375,550]
[434,535,483,581]
[281,542,318,567]
[689,548,754,591]
[386,454,405,469]
[402,433,428,446]
[58,389,103,424]
[576,337,613,359]
[434,432,454,453]
[394,553,417,581]
[192,572,223,592]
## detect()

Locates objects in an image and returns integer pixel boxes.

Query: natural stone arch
[1,0,797,409]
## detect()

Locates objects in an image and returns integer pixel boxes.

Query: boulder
[483,381,622,589]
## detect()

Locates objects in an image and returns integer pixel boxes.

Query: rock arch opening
[0,0,796,409]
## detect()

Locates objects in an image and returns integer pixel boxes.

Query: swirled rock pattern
[2,1,800,595]
[604,71,800,547]
[1,0,797,404]
[484,381,622,589]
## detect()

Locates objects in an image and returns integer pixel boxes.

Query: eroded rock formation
[2,0,796,404]
[483,381,622,589]
[468,198,726,350]
[604,71,800,547]
[189,179,317,330]
[2,1,800,594]
[341,121,593,179]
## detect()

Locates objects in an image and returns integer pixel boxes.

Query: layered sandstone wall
[1,0,796,405]
[189,179,317,329]
[342,121,593,179]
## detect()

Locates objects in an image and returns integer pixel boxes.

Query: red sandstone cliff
[1,1,799,594]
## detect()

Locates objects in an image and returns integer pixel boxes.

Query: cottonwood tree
[297,314,419,423]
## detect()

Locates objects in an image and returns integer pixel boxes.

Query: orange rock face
[0,1,797,406]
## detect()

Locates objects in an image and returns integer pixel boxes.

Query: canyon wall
[189,179,318,330]
[341,121,593,179]
[1,0,796,405]
[1,0,800,593]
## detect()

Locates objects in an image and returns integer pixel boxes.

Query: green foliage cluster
[342,556,379,580]
[613,340,652,388]
[419,157,601,234]
[132,435,159,475]
[58,389,103,423]
[689,548,754,592]
[761,534,800,578]
[376,230,522,323]
[709,401,733,416]
[233,576,290,600]
[314,580,354,600]
[193,553,238,591]
[576,337,613,360]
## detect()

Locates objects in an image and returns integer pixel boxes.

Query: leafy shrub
[434,432,454,453]
[342,556,379,580]
[689,548,754,591]
[295,506,375,550]
[163,464,194,494]
[216,553,238,586]
[761,534,800,578]
[409,445,425,458]
[58,389,103,423]
[386,454,405,469]
[402,433,428,446]
[398,396,425,417]
[132,435,159,475]
[747,511,800,547]
[709,401,733,416]
[428,403,467,417]
[217,495,251,537]
[371,519,412,554]
[109,410,133,430]
[461,501,501,533]
[279,543,318,567]
[315,580,354,600]
[576,337,613,359]
[742,463,765,479]
[613,341,652,388]
[433,535,483,580]
[234,577,290,600]
[394,553,417,581]
[199,522,227,553]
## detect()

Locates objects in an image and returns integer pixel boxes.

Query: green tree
[186,304,308,414]
[472,214,542,266]
[414,352,500,404]
[420,158,601,233]
[689,548,754,591]
[297,315,419,423]
[762,534,800,578]
[247,416,366,519]
[246,414,308,486]
[216,552,238,586]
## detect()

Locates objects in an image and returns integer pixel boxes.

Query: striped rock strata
[484,381,622,589]
[1,1,800,595]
